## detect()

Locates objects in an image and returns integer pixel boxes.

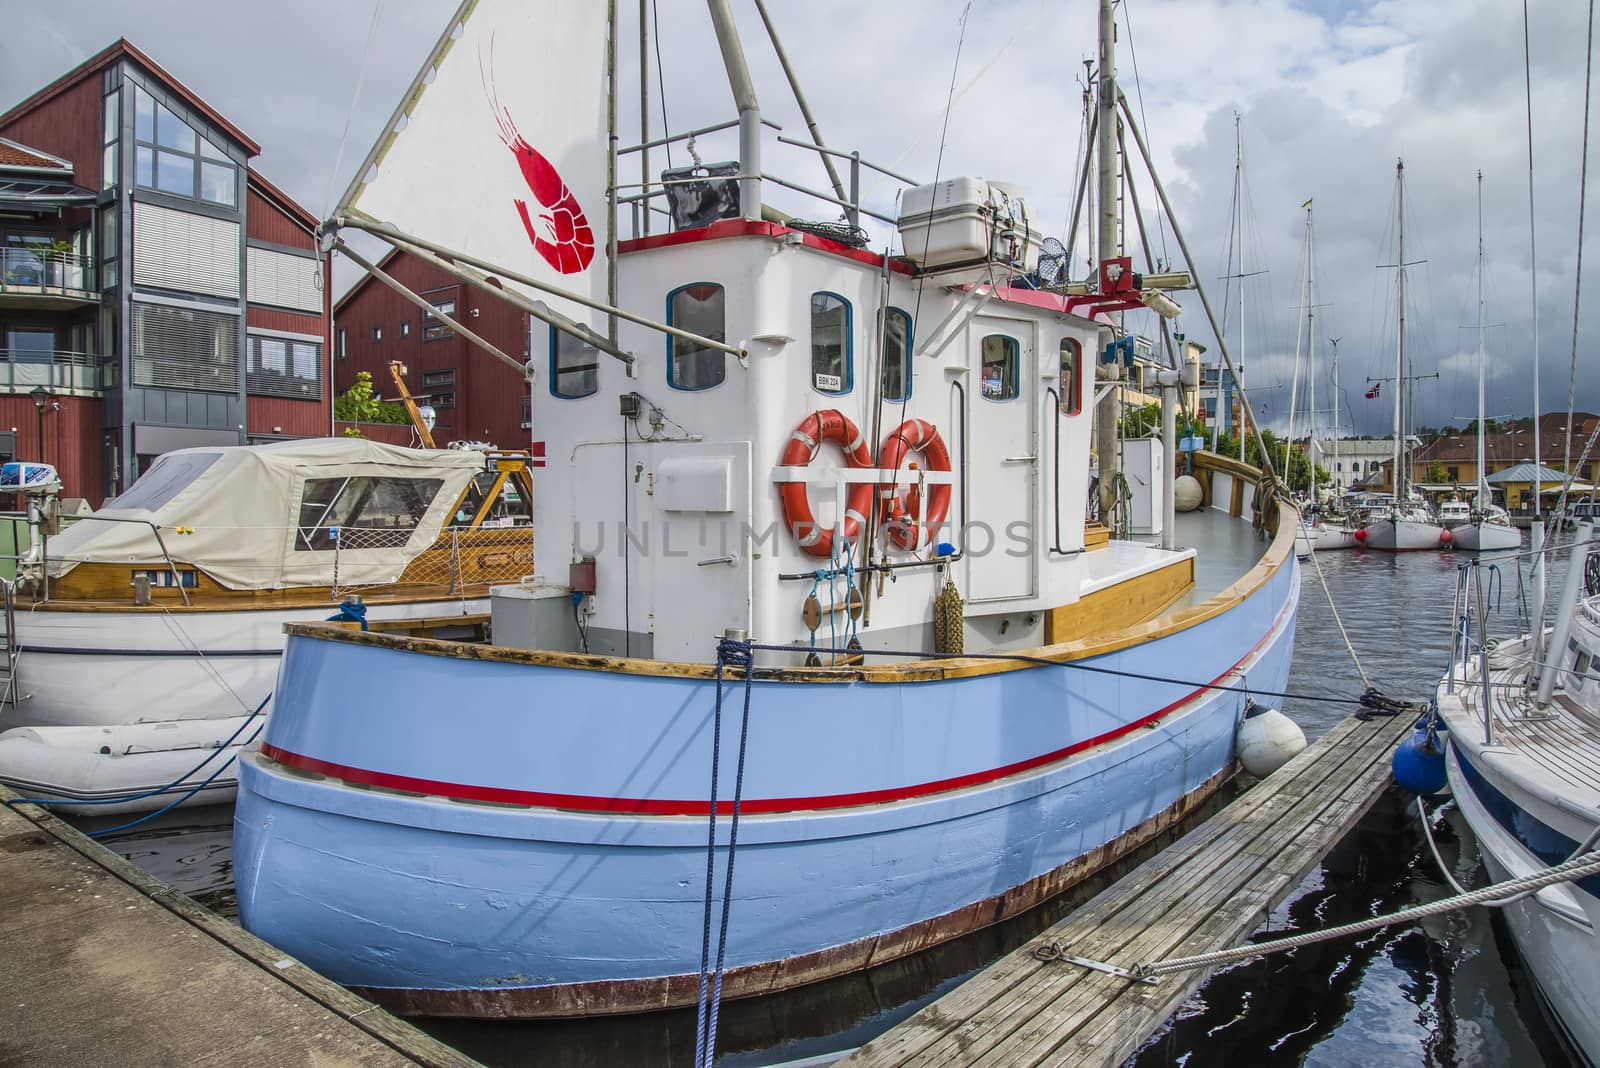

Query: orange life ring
[779,409,874,559]
[878,419,952,551]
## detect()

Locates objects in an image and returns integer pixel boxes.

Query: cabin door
[639,441,753,663]
[964,315,1038,603]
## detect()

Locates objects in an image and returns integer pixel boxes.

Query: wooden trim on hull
[352,763,1236,1020]
[1045,556,1192,645]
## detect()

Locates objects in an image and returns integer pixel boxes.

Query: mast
[1393,158,1406,504]
[1476,170,1489,512]
[1329,335,1342,495]
[1093,0,1122,529]
[1235,115,1246,462]
[1306,202,1318,490]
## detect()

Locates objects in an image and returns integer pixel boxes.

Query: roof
[0,137,69,171]
[332,245,410,313]
[1485,462,1574,484]
[0,38,260,157]
[247,168,319,233]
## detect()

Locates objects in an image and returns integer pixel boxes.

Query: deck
[840,709,1417,1068]
[0,788,480,1067]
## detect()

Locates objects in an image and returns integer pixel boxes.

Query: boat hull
[1444,743,1600,1064]
[1295,522,1360,555]
[1361,517,1448,552]
[4,597,489,729]
[1448,521,1521,553]
[233,558,1298,1017]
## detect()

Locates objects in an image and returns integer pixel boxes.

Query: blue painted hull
[234,558,1298,1016]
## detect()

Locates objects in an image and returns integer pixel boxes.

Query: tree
[333,370,411,434]
[1426,461,1448,484]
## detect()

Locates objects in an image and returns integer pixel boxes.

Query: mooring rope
[694,636,756,1068]
[1295,518,1372,689]
[1103,849,1600,979]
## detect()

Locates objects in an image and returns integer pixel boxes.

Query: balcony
[0,350,107,396]
[0,249,97,309]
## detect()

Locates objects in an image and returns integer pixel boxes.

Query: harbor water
[76,537,1585,1066]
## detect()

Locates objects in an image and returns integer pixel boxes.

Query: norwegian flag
[1365,382,1381,399]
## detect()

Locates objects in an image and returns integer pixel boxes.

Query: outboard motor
[1,461,63,591]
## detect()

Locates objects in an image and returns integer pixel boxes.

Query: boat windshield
[104,452,222,513]
[295,476,445,551]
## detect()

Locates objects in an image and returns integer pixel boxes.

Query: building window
[430,392,455,409]
[521,393,532,428]
[102,88,119,190]
[880,307,912,402]
[337,327,346,360]
[1446,465,1460,483]
[372,325,382,342]
[667,283,725,391]
[247,334,321,399]
[810,292,851,394]
[131,301,239,391]
[423,298,455,340]
[421,369,455,388]
[980,334,1019,400]
[99,204,118,291]
[4,324,56,363]
[550,326,598,399]
[131,84,235,207]
[399,320,410,339]
[1059,337,1082,415]
[295,476,445,551]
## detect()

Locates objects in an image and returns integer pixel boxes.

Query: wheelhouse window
[550,326,599,398]
[667,282,725,391]
[295,476,445,551]
[810,291,851,394]
[1059,337,1082,415]
[880,307,912,402]
[980,334,1019,400]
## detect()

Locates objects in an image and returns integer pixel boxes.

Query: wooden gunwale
[281,493,1297,685]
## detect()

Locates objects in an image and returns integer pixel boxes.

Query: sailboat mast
[1330,336,1341,493]
[1476,170,1488,510]
[1394,159,1407,503]
[1235,116,1246,462]
[1307,203,1318,488]
[1094,0,1122,529]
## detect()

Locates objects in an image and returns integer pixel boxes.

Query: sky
[3,0,1597,442]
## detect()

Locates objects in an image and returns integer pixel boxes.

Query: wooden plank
[844,713,1414,1067]
[1044,557,1193,644]
[0,789,480,1068]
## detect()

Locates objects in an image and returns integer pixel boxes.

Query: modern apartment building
[0,39,330,505]
[333,248,530,450]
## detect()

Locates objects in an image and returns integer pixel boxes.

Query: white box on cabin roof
[897,177,1038,268]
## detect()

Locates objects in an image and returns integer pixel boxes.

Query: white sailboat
[1451,173,1521,553]
[1290,202,1358,555]
[1359,160,1450,552]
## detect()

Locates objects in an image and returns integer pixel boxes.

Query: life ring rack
[778,409,875,559]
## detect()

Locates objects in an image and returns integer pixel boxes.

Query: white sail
[338,0,609,320]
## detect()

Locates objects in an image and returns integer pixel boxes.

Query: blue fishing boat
[234,0,1300,1019]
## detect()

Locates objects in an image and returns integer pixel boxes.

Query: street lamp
[29,386,50,463]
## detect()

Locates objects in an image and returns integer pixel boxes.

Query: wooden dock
[842,710,1419,1068]
[0,788,480,1068]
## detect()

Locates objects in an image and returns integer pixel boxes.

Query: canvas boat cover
[44,438,489,590]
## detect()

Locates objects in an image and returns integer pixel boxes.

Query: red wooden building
[0,39,331,506]
[333,248,530,451]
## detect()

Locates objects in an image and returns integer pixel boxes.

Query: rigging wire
[1523,0,1544,515]
[651,0,674,169]
[324,0,386,218]
[1117,0,1172,270]
[1565,0,1595,484]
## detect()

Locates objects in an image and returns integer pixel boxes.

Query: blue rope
[703,636,754,1068]
[86,718,267,838]
[692,642,729,1068]
[3,693,270,814]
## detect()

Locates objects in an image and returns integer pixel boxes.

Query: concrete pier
[0,787,480,1067]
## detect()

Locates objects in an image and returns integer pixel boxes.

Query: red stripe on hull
[259,634,1270,817]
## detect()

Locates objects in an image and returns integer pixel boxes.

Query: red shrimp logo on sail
[480,41,595,275]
